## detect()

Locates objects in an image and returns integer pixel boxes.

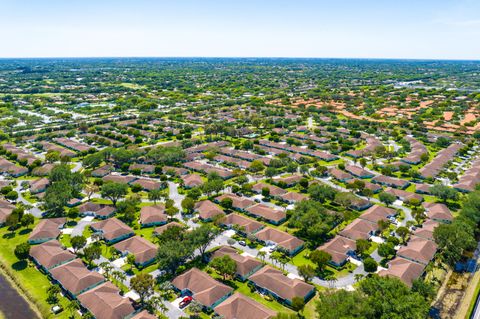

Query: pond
[0,272,38,319]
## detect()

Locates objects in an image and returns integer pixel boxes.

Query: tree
[5,213,19,231]
[396,226,410,243]
[316,289,371,319]
[20,214,34,229]
[101,182,128,207]
[83,244,101,267]
[378,242,395,258]
[429,184,458,203]
[433,220,476,266]
[47,285,61,304]
[356,239,371,257]
[14,242,30,260]
[211,255,237,280]
[85,183,99,201]
[363,257,378,273]
[291,296,305,313]
[131,273,155,306]
[126,253,136,270]
[298,264,315,282]
[310,250,331,272]
[71,235,87,253]
[261,187,270,197]
[308,184,336,203]
[181,197,195,213]
[148,189,163,204]
[379,192,396,207]
[67,300,79,318]
[5,190,18,201]
[220,197,233,210]
[66,207,79,222]
[257,251,266,263]
[359,158,367,168]
[248,160,265,173]
[190,224,219,260]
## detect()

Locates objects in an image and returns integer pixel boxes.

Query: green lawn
[0,226,71,319]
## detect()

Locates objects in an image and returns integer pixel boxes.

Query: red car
[179,296,193,308]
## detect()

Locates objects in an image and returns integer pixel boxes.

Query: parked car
[179,296,193,308]
[238,240,246,246]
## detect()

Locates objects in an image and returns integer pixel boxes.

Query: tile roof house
[28,218,66,244]
[371,175,410,189]
[139,204,167,227]
[29,177,49,194]
[91,218,134,244]
[172,268,233,309]
[78,202,116,219]
[345,165,375,179]
[252,183,287,197]
[153,222,185,235]
[279,191,309,203]
[245,204,286,225]
[329,168,354,182]
[78,282,135,319]
[378,257,426,287]
[317,236,357,267]
[130,178,163,191]
[249,266,315,306]
[0,200,15,226]
[359,205,397,224]
[385,187,424,203]
[29,240,76,272]
[215,193,255,211]
[212,246,263,281]
[255,227,304,256]
[397,236,437,265]
[220,213,264,235]
[338,219,378,241]
[49,259,105,297]
[214,293,276,319]
[113,236,157,267]
[181,174,204,188]
[273,174,303,187]
[422,202,453,223]
[130,310,157,319]
[195,200,225,221]
[412,220,439,241]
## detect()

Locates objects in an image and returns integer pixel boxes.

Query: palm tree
[257,251,266,264]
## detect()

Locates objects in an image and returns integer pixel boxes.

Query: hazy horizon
[1,0,479,60]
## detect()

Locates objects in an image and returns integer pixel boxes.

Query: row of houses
[54,137,93,153]
[345,135,382,158]
[0,157,28,177]
[259,139,338,162]
[454,157,480,192]
[183,161,235,179]
[401,136,428,165]
[419,143,462,178]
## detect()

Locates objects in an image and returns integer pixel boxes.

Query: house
[329,168,354,182]
[279,192,308,203]
[415,183,432,195]
[131,310,157,319]
[129,163,155,174]
[385,187,423,203]
[317,236,356,267]
[130,178,163,191]
[28,218,66,244]
[29,240,76,272]
[248,266,315,306]
[220,213,264,235]
[193,200,224,221]
[252,183,287,197]
[212,246,263,281]
[102,174,137,184]
[29,178,49,194]
[78,202,116,219]
[255,227,304,256]
[182,174,203,188]
[338,219,377,241]
[397,236,437,265]
[49,259,105,298]
[162,166,188,176]
[422,202,452,223]
[371,175,410,189]
[273,174,303,187]
[78,282,135,319]
[215,193,255,211]
[359,205,397,224]
[0,200,15,226]
[349,197,373,211]
[419,143,462,178]
[345,165,374,179]
[378,257,426,287]
[91,165,113,178]
[139,204,167,227]
[246,204,286,225]
[153,222,185,235]
[347,179,382,193]
[113,236,157,267]
[172,268,233,309]
[214,293,276,319]
[413,220,439,241]
[90,218,134,244]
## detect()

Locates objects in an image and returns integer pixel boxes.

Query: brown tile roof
[379,257,426,287]
[215,193,255,210]
[172,268,233,308]
[214,293,276,319]
[153,222,185,235]
[49,259,104,295]
[338,219,377,241]
[182,174,204,187]
[78,282,134,319]
[249,266,314,301]
[397,236,437,265]
[412,220,439,241]
[317,236,356,265]
[252,183,287,196]
[91,218,133,242]
[255,227,304,252]
[113,236,157,265]
[280,192,308,203]
[29,240,76,270]
[29,218,66,242]
[195,200,225,220]
[220,213,264,234]
[246,204,286,224]
[139,205,167,225]
[131,178,162,191]
[0,200,15,224]
[131,310,156,319]
[360,205,396,224]
[422,202,452,222]
[212,246,263,278]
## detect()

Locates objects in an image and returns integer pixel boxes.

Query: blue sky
[0,0,479,59]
